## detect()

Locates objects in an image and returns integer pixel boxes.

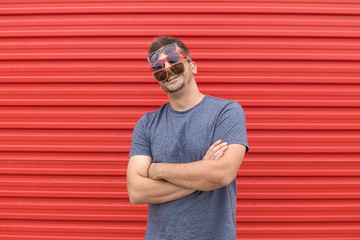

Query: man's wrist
[148,162,161,180]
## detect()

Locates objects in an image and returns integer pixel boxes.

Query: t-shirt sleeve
[214,101,249,153]
[128,114,152,158]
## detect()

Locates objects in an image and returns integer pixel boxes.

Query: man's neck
[167,82,205,112]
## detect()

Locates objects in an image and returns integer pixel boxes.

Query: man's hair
[148,36,192,61]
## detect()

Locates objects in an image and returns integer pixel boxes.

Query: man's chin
[162,81,185,94]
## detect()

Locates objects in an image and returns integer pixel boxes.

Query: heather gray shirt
[129,95,249,240]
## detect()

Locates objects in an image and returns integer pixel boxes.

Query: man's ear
[190,61,197,74]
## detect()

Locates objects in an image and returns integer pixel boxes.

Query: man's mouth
[167,75,178,82]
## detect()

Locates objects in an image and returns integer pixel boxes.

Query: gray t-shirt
[129,95,249,240]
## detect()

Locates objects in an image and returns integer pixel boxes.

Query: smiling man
[127,36,249,240]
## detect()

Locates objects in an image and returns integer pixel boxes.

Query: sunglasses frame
[150,51,189,72]
[152,58,189,82]
[147,43,178,64]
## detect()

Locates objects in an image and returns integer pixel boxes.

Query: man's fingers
[215,151,224,160]
[204,140,228,160]
[220,145,228,152]
[209,145,228,160]
[209,140,222,151]
[203,140,222,160]
[210,143,227,158]
[212,149,224,160]
[213,142,227,152]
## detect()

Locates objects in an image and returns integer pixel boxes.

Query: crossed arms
[126,140,246,204]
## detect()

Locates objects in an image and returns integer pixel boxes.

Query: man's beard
[161,75,185,93]
[163,81,185,93]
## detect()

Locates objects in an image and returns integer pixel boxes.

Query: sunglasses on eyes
[152,58,189,82]
[151,51,189,71]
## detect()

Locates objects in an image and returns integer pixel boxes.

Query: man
[127,36,249,239]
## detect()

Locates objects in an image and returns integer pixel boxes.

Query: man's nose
[163,61,171,68]
[159,53,170,68]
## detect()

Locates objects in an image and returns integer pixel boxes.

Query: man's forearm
[148,159,227,191]
[127,174,195,204]
[148,144,246,191]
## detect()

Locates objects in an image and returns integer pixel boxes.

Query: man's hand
[203,140,228,160]
[149,140,228,180]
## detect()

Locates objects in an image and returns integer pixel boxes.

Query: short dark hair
[148,36,192,61]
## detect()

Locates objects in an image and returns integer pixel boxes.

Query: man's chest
[149,116,217,163]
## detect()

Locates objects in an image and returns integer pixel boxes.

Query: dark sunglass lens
[170,62,185,75]
[154,70,167,81]
[152,61,164,71]
[167,53,180,64]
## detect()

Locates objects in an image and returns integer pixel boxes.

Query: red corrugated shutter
[1,1,360,239]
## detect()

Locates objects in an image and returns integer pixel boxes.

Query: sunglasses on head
[152,58,189,82]
[147,43,178,64]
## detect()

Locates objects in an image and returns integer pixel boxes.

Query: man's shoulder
[206,95,243,110]
[137,103,169,124]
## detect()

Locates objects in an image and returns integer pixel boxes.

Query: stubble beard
[161,75,185,94]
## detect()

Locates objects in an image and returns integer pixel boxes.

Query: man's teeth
[168,76,177,81]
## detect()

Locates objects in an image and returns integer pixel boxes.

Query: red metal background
[1,0,360,239]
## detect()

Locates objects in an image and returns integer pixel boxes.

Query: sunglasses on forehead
[147,43,179,64]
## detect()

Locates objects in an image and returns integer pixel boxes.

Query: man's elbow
[215,171,236,188]
[202,168,236,191]
[129,190,149,205]
[128,192,140,205]
[220,173,237,187]
[212,149,245,188]
[213,163,239,188]
[127,188,138,204]
[127,184,146,205]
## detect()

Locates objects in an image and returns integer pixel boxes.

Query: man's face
[150,45,197,94]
